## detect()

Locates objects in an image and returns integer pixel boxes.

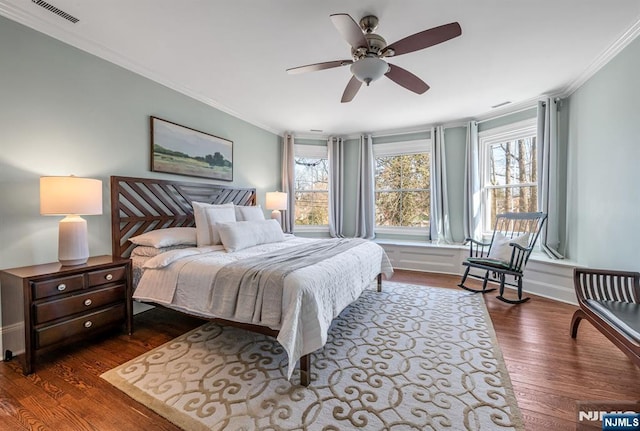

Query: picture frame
[150,116,233,181]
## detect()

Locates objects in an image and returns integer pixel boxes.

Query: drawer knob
[105,274,113,281]
[84,299,93,306]
[84,321,93,328]
[57,283,67,291]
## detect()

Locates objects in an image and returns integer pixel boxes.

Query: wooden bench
[570,267,640,366]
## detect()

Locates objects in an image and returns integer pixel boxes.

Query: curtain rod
[476,96,562,125]
[475,104,538,125]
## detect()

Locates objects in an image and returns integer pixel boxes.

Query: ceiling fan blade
[286,59,353,74]
[330,13,369,50]
[383,22,461,57]
[341,75,363,103]
[385,64,430,94]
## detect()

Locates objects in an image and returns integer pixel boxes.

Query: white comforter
[133,236,393,379]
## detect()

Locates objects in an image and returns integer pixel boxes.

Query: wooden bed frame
[110,175,381,386]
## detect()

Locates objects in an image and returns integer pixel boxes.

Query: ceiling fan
[286,14,462,103]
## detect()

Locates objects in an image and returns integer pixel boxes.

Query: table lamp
[40,176,103,266]
[265,191,288,225]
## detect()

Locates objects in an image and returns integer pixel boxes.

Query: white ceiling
[3,0,640,136]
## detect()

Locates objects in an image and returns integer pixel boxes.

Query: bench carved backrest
[574,268,640,304]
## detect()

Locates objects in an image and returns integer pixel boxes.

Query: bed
[110,175,393,386]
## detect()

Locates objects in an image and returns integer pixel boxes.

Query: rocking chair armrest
[464,237,491,247]
[510,243,530,252]
[463,237,492,258]
[504,243,533,271]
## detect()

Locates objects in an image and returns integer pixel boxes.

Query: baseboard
[378,242,463,275]
[0,321,25,357]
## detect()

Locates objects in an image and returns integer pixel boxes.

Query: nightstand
[0,255,133,374]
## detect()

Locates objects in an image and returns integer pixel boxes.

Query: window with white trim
[374,140,431,233]
[479,119,538,232]
[294,144,328,226]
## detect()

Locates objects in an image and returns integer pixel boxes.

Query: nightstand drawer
[88,266,126,287]
[32,275,85,300]
[34,284,126,324]
[35,304,126,349]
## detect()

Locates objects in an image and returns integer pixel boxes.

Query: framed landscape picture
[150,116,233,181]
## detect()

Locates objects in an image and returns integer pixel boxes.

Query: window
[374,140,431,232]
[479,119,538,231]
[294,144,328,226]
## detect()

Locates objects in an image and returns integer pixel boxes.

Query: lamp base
[270,209,282,225]
[58,215,89,266]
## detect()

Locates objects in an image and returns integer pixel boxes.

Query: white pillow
[129,227,196,248]
[217,219,285,252]
[234,205,265,221]
[192,201,236,246]
[131,244,193,257]
[488,232,530,263]
[143,248,203,269]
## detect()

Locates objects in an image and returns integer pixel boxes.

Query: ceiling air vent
[32,0,79,23]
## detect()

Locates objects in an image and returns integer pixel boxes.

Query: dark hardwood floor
[0,270,638,430]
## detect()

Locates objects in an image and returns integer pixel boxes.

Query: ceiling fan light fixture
[350,57,389,86]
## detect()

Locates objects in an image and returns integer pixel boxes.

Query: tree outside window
[375,152,431,228]
[294,156,328,225]
[481,121,538,231]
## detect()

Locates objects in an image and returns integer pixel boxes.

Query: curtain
[463,121,482,241]
[430,126,453,243]
[328,136,344,237]
[281,133,295,234]
[537,98,564,258]
[355,134,375,239]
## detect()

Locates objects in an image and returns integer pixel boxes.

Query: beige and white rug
[102,282,524,431]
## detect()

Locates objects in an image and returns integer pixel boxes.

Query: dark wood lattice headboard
[110,176,256,258]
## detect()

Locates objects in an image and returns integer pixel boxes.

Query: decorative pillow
[217,219,285,252]
[143,248,204,269]
[234,205,265,221]
[192,202,236,246]
[131,244,193,257]
[488,232,530,263]
[129,227,196,248]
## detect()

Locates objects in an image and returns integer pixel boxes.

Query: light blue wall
[564,35,640,270]
[0,16,280,269]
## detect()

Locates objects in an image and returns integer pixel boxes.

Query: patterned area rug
[102,282,524,431]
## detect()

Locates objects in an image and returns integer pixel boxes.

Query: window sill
[527,251,577,267]
[375,227,429,236]
[294,225,329,233]
[374,238,467,250]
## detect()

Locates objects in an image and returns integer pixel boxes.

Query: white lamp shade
[265,192,288,211]
[350,57,389,85]
[40,176,102,265]
[40,176,103,215]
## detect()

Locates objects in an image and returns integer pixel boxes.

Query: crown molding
[560,16,640,97]
[0,1,280,136]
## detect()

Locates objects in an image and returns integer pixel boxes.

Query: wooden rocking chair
[458,212,547,304]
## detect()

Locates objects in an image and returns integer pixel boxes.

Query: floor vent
[32,0,79,23]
